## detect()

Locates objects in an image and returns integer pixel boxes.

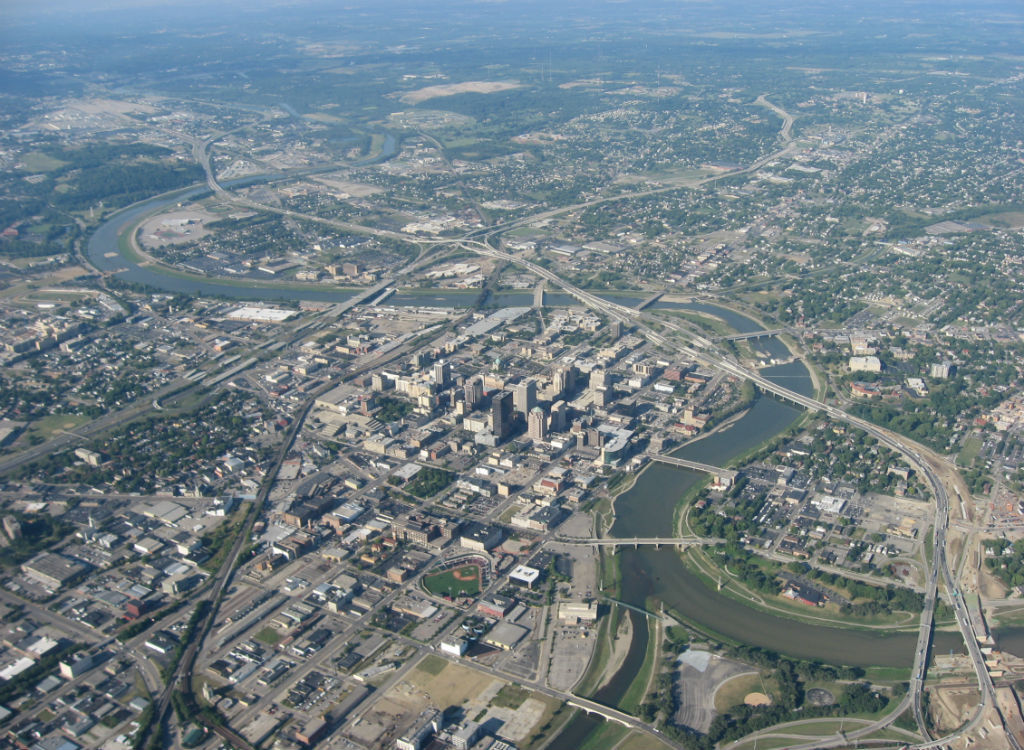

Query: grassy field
[957,435,983,467]
[522,700,574,750]
[422,564,482,597]
[254,627,281,645]
[18,151,68,172]
[363,133,388,160]
[989,603,1024,627]
[407,655,499,706]
[491,684,530,709]
[616,732,674,750]
[714,672,773,713]
[25,289,92,301]
[20,414,92,445]
[862,665,914,682]
[416,654,447,675]
[579,721,630,750]
[662,309,735,337]
[727,705,915,750]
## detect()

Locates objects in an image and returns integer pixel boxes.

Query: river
[551,319,964,746]
[994,626,1024,658]
[85,182,964,740]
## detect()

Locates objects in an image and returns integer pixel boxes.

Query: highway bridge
[533,281,545,308]
[716,328,791,341]
[636,291,664,310]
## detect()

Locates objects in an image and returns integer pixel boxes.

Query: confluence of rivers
[88,186,974,744]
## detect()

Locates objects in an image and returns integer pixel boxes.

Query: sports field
[422,564,482,597]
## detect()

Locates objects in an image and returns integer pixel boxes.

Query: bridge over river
[645,452,738,481]
[555,536,723,548]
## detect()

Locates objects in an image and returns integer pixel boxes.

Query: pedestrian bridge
[645,452,738,480]
[555,536,724,549]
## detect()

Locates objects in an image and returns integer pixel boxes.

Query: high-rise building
[513,379,536,415]
[553,365,576,398]
[550,400,567,432]
[432,360,451,388]
[590,368,607,390]
[528,406,547,441]
[552,369,566,397]
[491,391,514,440]
[464,377,483,408]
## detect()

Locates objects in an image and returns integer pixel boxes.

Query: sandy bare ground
[398,81,522,104]
[138,209,219,249]
[930,684,982,732]
[593,611,633,693]
[310,176,383,197]
[66,97,159,115]
[980,565,1009,599]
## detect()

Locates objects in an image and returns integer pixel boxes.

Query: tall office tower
[528,406,548,441]
[549,400,567,432]
[552,368,566,398]
[552,365,577,397]
[432,360,451,388]
[513,379,537,415]
[555,364,577,396]
[464,377,483,408]
[590,368,607,390]
[491,390,514,440]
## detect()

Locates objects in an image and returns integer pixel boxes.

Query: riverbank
[575,606,633,697]
[677,545,922,632]
[598,332,961,667]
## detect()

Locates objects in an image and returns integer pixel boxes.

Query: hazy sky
[3,0,1021,40]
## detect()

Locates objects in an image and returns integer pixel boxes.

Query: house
[783,583,826,607]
